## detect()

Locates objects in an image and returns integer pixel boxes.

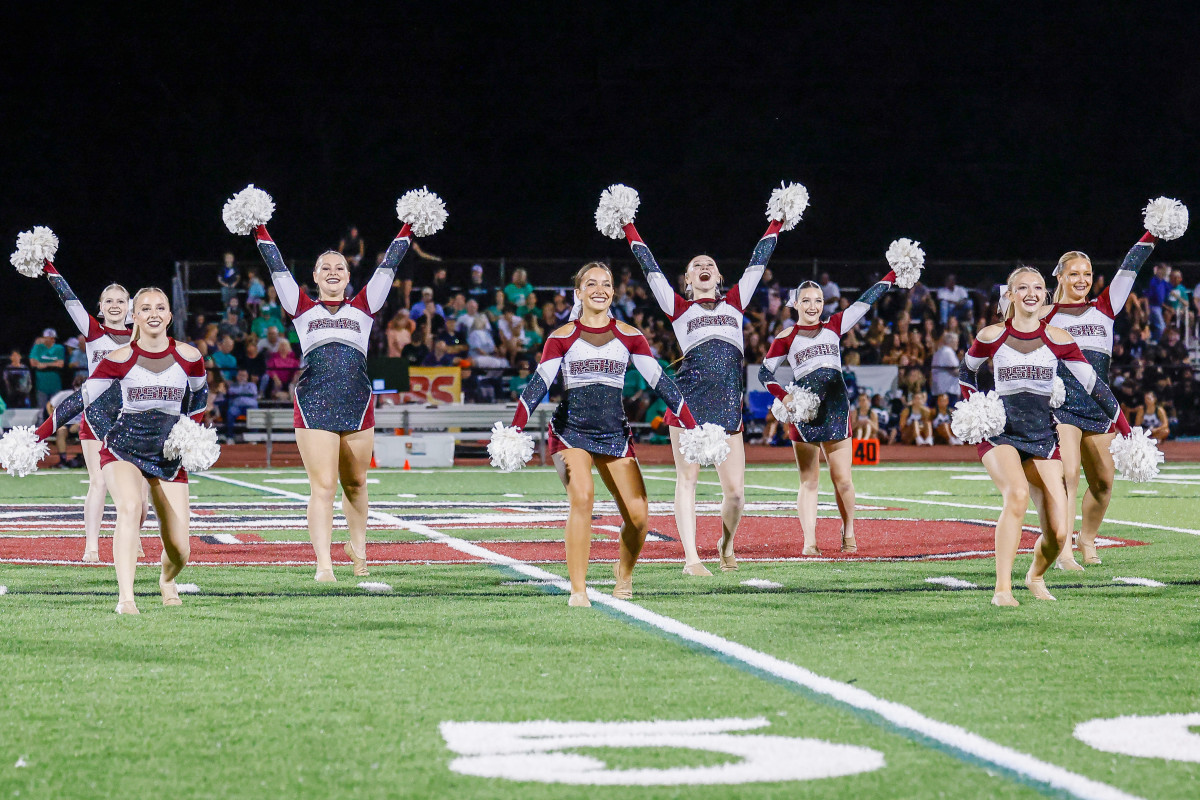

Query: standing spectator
[818,272,840,317]
[465,264,491,305]
[1166,268,1191,326]
[937,274,971,325]
[3,349,33,408]
[30,328,66,411]
[218,252,240,306]
[245,267,266,316]
[503,268,534,308]
[430,267,453,306]
[338,225,365,266]
[66,336,89,381]
[930,332,960,396]
[222,369,260,442]
[1144,263,1171,341]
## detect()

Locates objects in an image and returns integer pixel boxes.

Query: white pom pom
[679,422,732,467]
[766,181,810,232]
[783,383,821,423]
[1049,376,1065,409]
[163,417,221,472]
[770,398,794,424]
[396,187,448,237]
[951,391,1006,445]
[222,184,275,235]
[885,238,925,290]
[10,226,59,278]
[487,421,534,472]
[0,426,49,477]
[595,184,640,239]
[1143,197,1188,241]
[1109,428,1164,483]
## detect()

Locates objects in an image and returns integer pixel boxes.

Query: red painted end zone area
[0,517,1147,565]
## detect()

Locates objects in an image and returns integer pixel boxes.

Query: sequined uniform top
[1047,232,1157,433]
[254,224,412,432]
[759,272,896,443]
[511,319,698,458]
[623,220,782,433]
[43,263,132,440]
[959,321,1130,460]
[36,339,208,481]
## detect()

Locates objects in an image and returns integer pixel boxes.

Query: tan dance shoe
[115,600,140,615]
[719,553,739,572]
[1024,568,1057,601]
[568,592,591,607]
[344,542,370,577]
[990,591,1019,607]
[682,562,713,576]
[612,562,633,600]
[314,569,337,583]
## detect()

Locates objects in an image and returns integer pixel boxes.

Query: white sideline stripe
[925,576,978,589]
[195,470,1142,800]
[210,533,241,544]
[1112,577,1167,588]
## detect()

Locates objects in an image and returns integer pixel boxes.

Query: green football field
[0,462,1197,799]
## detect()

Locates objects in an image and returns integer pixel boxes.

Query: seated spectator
[188,313,209,342]
[222,369,259,442]
[930,393,961,444]
[1134,390,1170,442]
[937,273,972,325]
[503,268,534,308]
[1160,327,1188,365]
[400,319,431,368]
[421,339,457,367]
[467,316,508,368]
[239,339,267,386]
[899,366,927,399]
[850,394,879,440]
[257,325,284,355]
[460,363,494,403]
[456,299,483,336]
[930,333,960,397]
[445,293,468,325]
[211,336,238,382]
[818,272,840,318]
[485,289,507,322]
[900,391,934,445]
[872,393,898,445]
[553,293,572,325]
[265,340,301,399]
[218,307,247,342]
[508,364,532,400]
[3,350,33,408]
[338,225,365,266]
[903,330,927,365]
[386,311,414,357]
[411,287,444,319]
[66,336,89,381]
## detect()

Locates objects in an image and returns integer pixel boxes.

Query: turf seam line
[195,470,1146,800]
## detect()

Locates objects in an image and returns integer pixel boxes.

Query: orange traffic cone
[403,459,411,470]
[370,453,377,469]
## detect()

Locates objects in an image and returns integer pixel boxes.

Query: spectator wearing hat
[466,264,492,305]
[30,328,66,411]
[411,287,444,319]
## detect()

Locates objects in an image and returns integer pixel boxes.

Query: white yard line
[195,470,1143,800]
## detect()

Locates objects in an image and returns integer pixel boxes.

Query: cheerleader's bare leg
[1023,457,1066,600]
[668,427,709,575]
[554,448,597,605]
[714,433,746,570]
[149,478,191,606]
[981,445,1028,606]
[1077,431,1116,564]
[104,460,149,613]
[81,440,107,561]
[1054,425,1085,570]
[337,429,374,576]
[823,437,856,552]
[595,455,649,600]
[295,428,342,580]
[793,441,822,554]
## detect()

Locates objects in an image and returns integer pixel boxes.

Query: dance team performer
[1043,197,1188,569]
[488,262,725,607]
[955,266,1144,607]
[223,185,447,581]
[760,240,925,556]
[2,287,213,613]
[595,183,808,575]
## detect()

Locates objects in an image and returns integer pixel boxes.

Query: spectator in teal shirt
[503,268,534,308]
[30,328,66,410]
[211,335,239,382]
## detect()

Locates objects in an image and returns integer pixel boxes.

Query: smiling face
[1006,268,1046,319]
[132,290,171,338]
[685,255,721,299]
[576,266,614,315]
[1057,256,1093,302]
[313,252,350,300]
[794,286,824,324]
[99,286,129,327]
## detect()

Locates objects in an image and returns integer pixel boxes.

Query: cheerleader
[602,183,805,575]
[760,240,922,556]
[958,267,1133,607]
[225,185,445,581]
[1043,197,1187,568]
[12,288,210,613]
[494,262,717,607]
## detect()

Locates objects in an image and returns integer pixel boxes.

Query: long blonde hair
[129,286,169,342]
[1001,266,1044,321]
[1051,251,1092,304]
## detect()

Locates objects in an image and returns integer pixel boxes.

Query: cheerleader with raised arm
[223,185,446,581]
[8,228,148,561]
[954,266,1159,607]
[487,262,726,607]
[1042,197,1187,569]
[1,287,217,614]
[593,183,807,574]
[760,240,925,556]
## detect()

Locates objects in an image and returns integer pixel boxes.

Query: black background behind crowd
[2,5,1198,371]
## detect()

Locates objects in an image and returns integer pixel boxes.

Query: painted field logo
[1074,713,1200,763]
[439,717,884,785]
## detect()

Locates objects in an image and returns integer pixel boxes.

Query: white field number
[1075,713,1200,763]
[440,717,885,785]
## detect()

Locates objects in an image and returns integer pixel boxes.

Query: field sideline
[1,463,1197,799]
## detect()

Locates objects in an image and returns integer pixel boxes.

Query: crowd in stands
[4,237,1198,450]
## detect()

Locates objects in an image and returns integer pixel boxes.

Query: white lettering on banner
[439,717,885,785]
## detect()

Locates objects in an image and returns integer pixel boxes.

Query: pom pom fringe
[396,187,448,237]
[0,426,49,477]
[1143,197,1188,241]
[951,391,1006,444]
[1109,427,1164,483]
[163,417,221,472]
[488,422,534,472]
[886,238,925,290]
[783,383,821,423]
[765,182,809,232]
[222,185,275,235]
[595,184,640,239]
[10,226,59,278]
[1049,376,1065,408]
[679,422,732,466]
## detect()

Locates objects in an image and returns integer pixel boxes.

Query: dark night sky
[3,5,1199,346]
